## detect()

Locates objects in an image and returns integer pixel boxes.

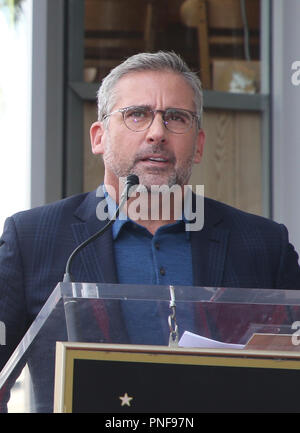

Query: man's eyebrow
[127,105,184,110]
[128,104,152,109]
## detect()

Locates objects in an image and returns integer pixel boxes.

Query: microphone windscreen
[125,174,139,188]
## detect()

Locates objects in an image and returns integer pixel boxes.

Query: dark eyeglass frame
[102,105,200,134]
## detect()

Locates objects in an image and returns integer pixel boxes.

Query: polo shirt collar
[103,185,191,240]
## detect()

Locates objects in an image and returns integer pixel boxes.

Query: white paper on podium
[178,331,245,350]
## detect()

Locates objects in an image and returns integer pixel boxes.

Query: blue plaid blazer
[1,189,300,410]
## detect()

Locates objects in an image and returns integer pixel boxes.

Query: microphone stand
[62,175,139,342]
[63,175,139,283]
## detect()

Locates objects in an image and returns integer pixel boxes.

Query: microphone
[120,174,140,201]
[63,174,139,283]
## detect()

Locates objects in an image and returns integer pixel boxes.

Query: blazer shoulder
[1,193,93,241]
[10,192,90,224]
[204,196,282,232]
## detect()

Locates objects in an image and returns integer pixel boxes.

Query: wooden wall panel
[190,110,262,215]
[234,112,262,214]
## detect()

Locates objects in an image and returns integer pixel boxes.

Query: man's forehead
[115,69,187,86]
[112,70,195,108]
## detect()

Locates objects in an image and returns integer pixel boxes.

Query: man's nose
[145,111,167,144]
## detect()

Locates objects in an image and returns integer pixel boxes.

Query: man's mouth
[147,157,168,162]
[139,154,171,165]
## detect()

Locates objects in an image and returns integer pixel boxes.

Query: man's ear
[90,121,105,155]
[193,128,205,164]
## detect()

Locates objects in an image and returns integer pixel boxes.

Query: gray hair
[97,51,203,128]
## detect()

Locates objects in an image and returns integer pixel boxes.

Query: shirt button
[155,242,160,250]
[160,266,166,276]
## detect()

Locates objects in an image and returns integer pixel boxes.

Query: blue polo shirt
[105,190,195,345]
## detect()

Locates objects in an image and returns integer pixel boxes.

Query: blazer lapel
[191,198,230,287]
[70,190,118,284]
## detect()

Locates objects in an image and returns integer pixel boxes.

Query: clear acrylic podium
[1,282,300,412]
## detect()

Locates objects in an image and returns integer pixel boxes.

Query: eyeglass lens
[123,107,193,133]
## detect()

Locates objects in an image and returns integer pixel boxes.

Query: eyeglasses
[102,105,199,134]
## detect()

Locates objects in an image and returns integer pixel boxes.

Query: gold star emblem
[119,392,133,407]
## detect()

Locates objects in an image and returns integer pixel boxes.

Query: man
[0,51,300,411]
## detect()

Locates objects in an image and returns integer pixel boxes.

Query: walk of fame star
[119,392,133,407]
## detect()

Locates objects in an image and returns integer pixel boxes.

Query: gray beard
[103,141,196,190]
